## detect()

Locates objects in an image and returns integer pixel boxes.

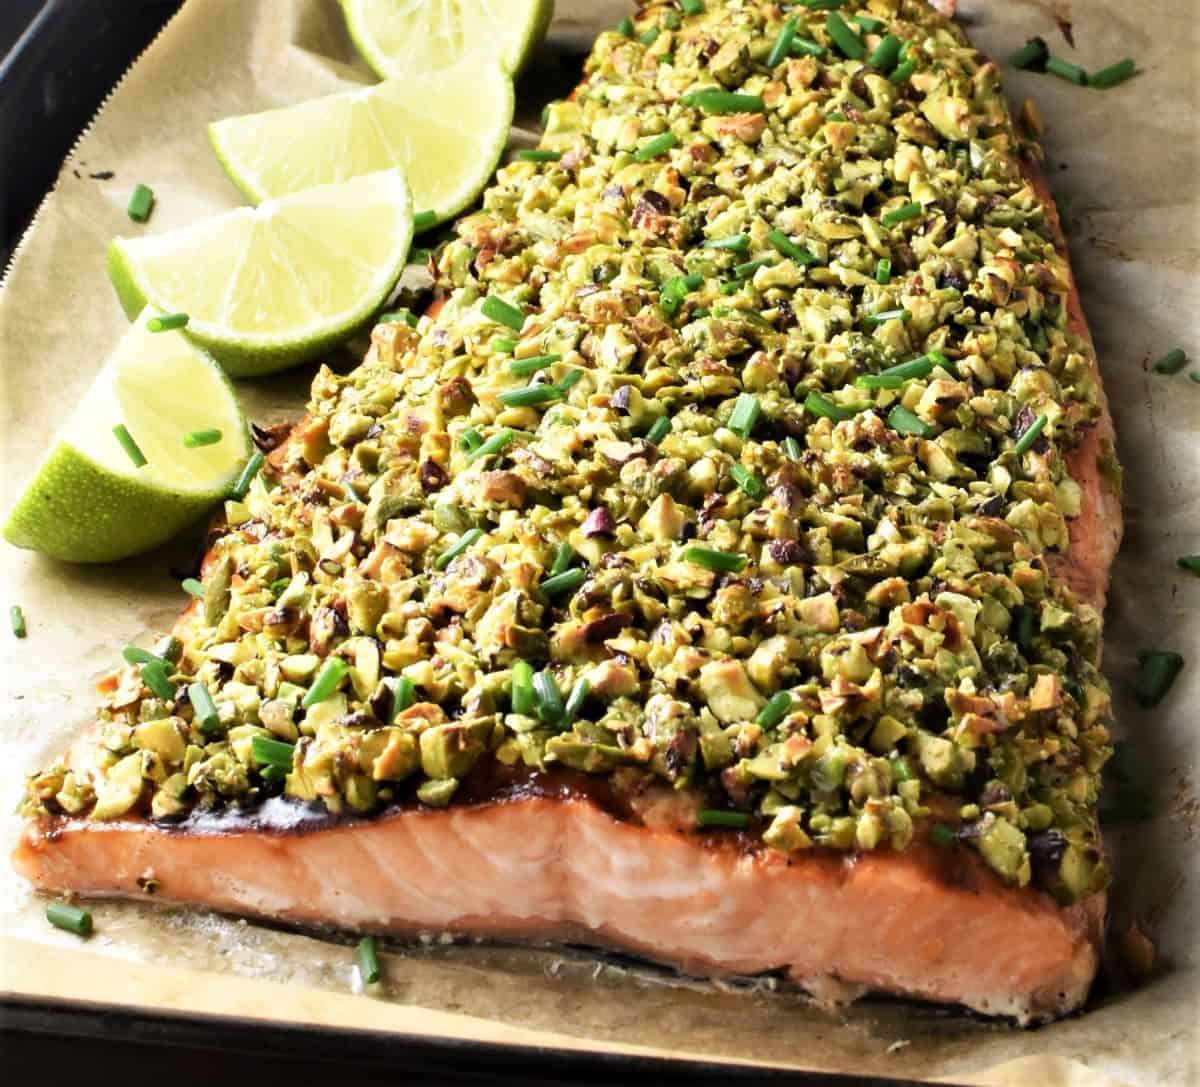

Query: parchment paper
[1,1,1196,1083]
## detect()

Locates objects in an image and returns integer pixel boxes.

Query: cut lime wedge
[108,169,413,376]
[209,65,513,224]
[4,308,252,563]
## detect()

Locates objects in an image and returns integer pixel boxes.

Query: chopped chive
[681,0,704,14]
[784,436,803,461]
[260,764,287,784]
[557,368,584,393]
[412,209,437,232]
[188,682,219,733]
[1013,412,1048,455]
[11,605,27,638]
[730,463,766,499]
[930,822,957,847]
[853,13,886,33]
[881,201,923,227]
[122,645,165,667]
[436,527,484,570]
[890,756,914,782]
[516,149,563,163]
[511,660,535,715]
[533,670,565,725]
[733,256,775,279]
[692,307,711,319]
[409,247,432,264]
[868,33,902,71]
[616,15,634,36]
[229,451,265,500]
[856,354,935,389]
[459,428,484,453]
[698,809,750,829]
[112,423,147,468]
[703,233,751,253]
[664,10,681,29]
[825,111,847,122]
[510,352,561,377]
[46,901,93,936]
[1152,348,1187,375]
[492,336,518,354]
[659,272,703,316]
[683,545,747,573]
[467,427,514,462]
[825,12,863,59]
[498,383,563,408]
[889,57,917,85]
[391,676,416,719]
[1011,605,1035,652]
[790,36,825,58]
[756,691,793,729]
[875,257,892,284]
[719,280,745,295]
[1191,372,1200,384]
[379,307,419,327]
[728,392,761,438]
[563,677,591,725]
[181,577,205,598]
[126,183,155,222]
[864,307,910,328]
[251,734,295,771]
[1009,37,1048,70]
[645,416,673,445]
[1046,55,1087,85]
[1134,650,1184,709]
[767,17,798,67]
[147,312,189,333]
[799,0,845,9]
[481,295,525,331]
[549,541,575,577]
[269,577,290,598]
[183,428,222,448]
[887,404,933,438]
[805,390,855,422]
[681,89,765,114]
[1089,58,1135,89]
[140,659,175,701]
[302,657,349,708]
[766,228,817,265]
[639,27,660,46]
[633,132,679,162]
[357,935,382,984]
[1178,556,1200,577]
[541,567,587,598]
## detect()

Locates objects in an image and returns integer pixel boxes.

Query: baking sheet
[0,0,1196,1083]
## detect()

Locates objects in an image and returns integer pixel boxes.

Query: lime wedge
[341,0,553,79]
[4,308,252,563]
[108,169,412,376]
[209,64,513,223]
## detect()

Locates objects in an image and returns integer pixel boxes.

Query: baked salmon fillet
[14,0,1122,1024]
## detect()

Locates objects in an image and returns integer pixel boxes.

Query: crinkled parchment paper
[1,1,1196,1083]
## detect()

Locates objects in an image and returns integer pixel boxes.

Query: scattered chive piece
[639,26,660,46]
[890,756,914,783]
[122,645,165,667]
[683,545,747,573]
[692,306,711,319]
[703,233,751,253]
[634,132,678,162]
[767,17,798,67]
[659,272,703,316]
[510,352,561,377]
[392,676,415,719]
[663,10,681,29]
[467,427,514,462]
[1152,348,1187,375]
[269,577,290,598]
[357,935,382,984]
[681,89,765,114]
[1134,650,1184,709]
[766,228,817,265]
[799,0,845,9]
[557,368,584,393]
[853,13,886,33]
[875,257,892,284]
[183,428,222,448]
[719,280,744,295]
[140,659,175,701]
[481,295,525,331]
[182,578,205,598]
[616,15,633,36]
[1177,556,1200,577]
[868,33,902,71]
[1011,605,1035,652]
[1046,55,1087,85]
[563,677,591,725]
[412,209,437,232]
[1009,37,1048,70]
[260,764,287,784]
[881,201,922,227]
[409,247,432,264]
[805,390,855,422]
[534,670,565,725]
[784,436,803,461]
[825,12,864,60]
[756,691,793,729]
[541,567,587,598]
[188,682,219,733]
[379,308,418,327]
[864,307,910,329]
[790,36,825,58]
[1089,58,1135,89]
[436,527,484,570]
[681,0,704,14]
[1191,372,1200,384]
[930,823,957,847]
[733,256,774,279]
[46,901,92,936]
[251,734,295,771]
[516,149,562,163]
[698,809,750,830]
[889,57,917,85]
[549,541,575,577]
[11,605,27,639]
[302,657,349,708]
[511,661,535,715]
[856,354,935,389]
[147,312,189,333]
[730,464,766,499]
[498,383,563,408]
[492,337,518,354]
[229,451,265,500]
[126,183,155,222]
[728,392,761,438]
[1013,412,1048,455]
[888,404,933,438]
[645,416,672,445]
[113,423,147,468]
[825,111,847,122]
[459,428,484,453]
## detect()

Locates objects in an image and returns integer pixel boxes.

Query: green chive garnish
[1152,348,1188,375]
[767,17,798,67]
[1089,58,1135,89]
[825,12,863,59]
[868,33,902,71]
[229,451,265,500]
[1046,55,1087,85]
[1013,412,1048,455]
[889,57,917,84]
[251,734,295,771]
[930,823,957,847]
[492,337,518,354]
[302,657,349,708]
[183,428,222,448]
[541,567,587,598]
[1134,650,1184,709]
[1009,37,1048,70]
[1190,372,1200,384]
[510,353,561,377]
[703,233,751,253]
[756,691,793,729]
[728,392,761,438]
[698,809,749,829]
[557,368,584,393]
[379,308,419,327]
[1178,556,1200,577]
[681,89,765,114]
[791,36,825,58]
[10,605,27,639]
[639,27,660,46]
[853,13,886,33]
[664,10,682,30]
[798,0,845,8]
[804,390,855,422]
[498,383,563,408]
[683,545,747,573]
[516,149,562,163]
[733,256,774,279]
[765,229,818,265]
[549,541,575,577]
[888,405,933,438]
[1011,605,1035,652]
[875,257,892,284]
[46,901,93,936]
[881,201,923,227]
[645,416,672,445]
[890,756,914,782]
[563,676,591,725]
[634,132,678,162]
[467,427,514,462]
[436,527,484,570]
[126,183,155,223]
[122,645,165,667]
[459,428,484,453]
[730,464,765,499]
[181,577,205,598]
[784,436,803,461]
[616,15,633,36]
[681,0,704,14]
[392,676,416,719]
[659,272,703,316]
[412,209,437,232]
[534,670,565,725]
[357,935,382,984]
[864,307,910,328]
[856,354,935,389]
[188,682,219,733]
[481,295,525,331]
[147,312,189,333]
[410,247,433,264]
[113,423,147,468]
[511,661,535,715]
[141,659,175,701]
